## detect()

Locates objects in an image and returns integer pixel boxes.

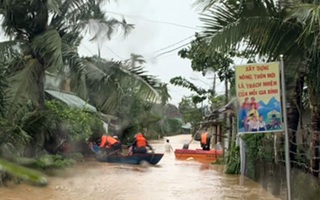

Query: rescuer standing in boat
[200,129,211,151]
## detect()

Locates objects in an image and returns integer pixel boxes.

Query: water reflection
[0,135,280,200]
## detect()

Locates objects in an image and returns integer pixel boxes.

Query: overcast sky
[79,0,225,106]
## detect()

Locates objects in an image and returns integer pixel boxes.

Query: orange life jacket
[100,135,118,148]
[135,133,147,148]
[201,132,208,145]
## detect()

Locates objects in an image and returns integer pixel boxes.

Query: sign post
[235,62,283,134]
[280,55,292,200]
[235,60,292,200]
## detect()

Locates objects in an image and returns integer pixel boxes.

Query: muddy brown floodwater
[0,135,281,200]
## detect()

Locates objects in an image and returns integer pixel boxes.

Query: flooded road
[1,135,280,200]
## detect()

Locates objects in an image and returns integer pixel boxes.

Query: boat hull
[96,153,164,165]
[90,144,164,165]
[174,149,223,163]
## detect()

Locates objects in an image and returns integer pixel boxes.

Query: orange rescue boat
[174,148,223,164]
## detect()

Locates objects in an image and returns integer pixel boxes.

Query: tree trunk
[224,79,229,150]
[307,64,320,177]
[36,65,46,109]
[287,74,304,165]
[24,62,46,157]
[62,78,71,92]
[310,105,320,177]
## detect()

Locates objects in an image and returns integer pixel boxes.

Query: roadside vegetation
[0,0,181,186]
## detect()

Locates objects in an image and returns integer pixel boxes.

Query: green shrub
[33,154,76,170]
[225,145,240,174]
[45,100,103,141]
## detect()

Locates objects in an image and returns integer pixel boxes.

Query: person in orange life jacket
[99,134,122,155]
[200,129,211,151]
[132,133,154,154]
[112,135,122,151]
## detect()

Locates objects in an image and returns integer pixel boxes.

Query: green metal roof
[45,89,97,113]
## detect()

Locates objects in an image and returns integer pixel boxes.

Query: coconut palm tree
[75,55,164,114]
[0,0,134,157]
[197,0,320,175]
[45,50,169,140]
[0,0,133,111]
[0,66,6,117]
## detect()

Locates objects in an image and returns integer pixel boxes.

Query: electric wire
[106,10,201,31]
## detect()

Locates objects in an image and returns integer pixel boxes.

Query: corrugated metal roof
[45,89,97,113]
[181,123,191,129]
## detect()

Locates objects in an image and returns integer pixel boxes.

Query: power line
[82,32,194,64]
[154,52,177,59]
[105,45,123,59]
[106,10,201,31]
[145,51,177,62]
[152,42,191,59]
[104,36,194,62]
[151,35,195,54]
[81,44,95,55]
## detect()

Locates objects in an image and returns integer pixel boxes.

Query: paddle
[177,126,207,159]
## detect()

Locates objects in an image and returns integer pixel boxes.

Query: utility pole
[97,44,101,58]
[212,73,217,97]
[223,68,229,151]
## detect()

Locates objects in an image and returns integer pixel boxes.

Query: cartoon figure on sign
[241,97,251,111]
[258,115,267,131]
[250,97,259,110]
[247,114,259,132]
[240,97,251,131]
[248,103,259,120]
[267,114,281,130]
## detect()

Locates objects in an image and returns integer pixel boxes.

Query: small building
[45,89,97,112]
[195,99,236,150]
[45,89,117,133]
[181,123,192,134]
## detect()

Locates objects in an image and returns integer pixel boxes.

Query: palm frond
[0,40,19,60]
[200,0,301,59]
[0,0,50,38]
[123,65,161,102]
[153,83,171,105]
[31,29,63,72]
[58,41,89,100]
[0,158,47,186]
[0,118,31,148]
[6,58,41,113]
[192,0,218,11]
[170,76,208,95]
[88,17,134,41]
[51,0,134,42]
[124,53,146,68]
[82,58,123,112]
[286,3,320,49]
[81,57,160,113]
[47,0,62,15]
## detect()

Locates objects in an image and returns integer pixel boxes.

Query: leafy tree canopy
[178,96,203,126]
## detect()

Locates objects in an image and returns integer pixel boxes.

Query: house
[181,123,192,134]
[45,89,97,113]
[45,72,117,133]
[195,98,236,150]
